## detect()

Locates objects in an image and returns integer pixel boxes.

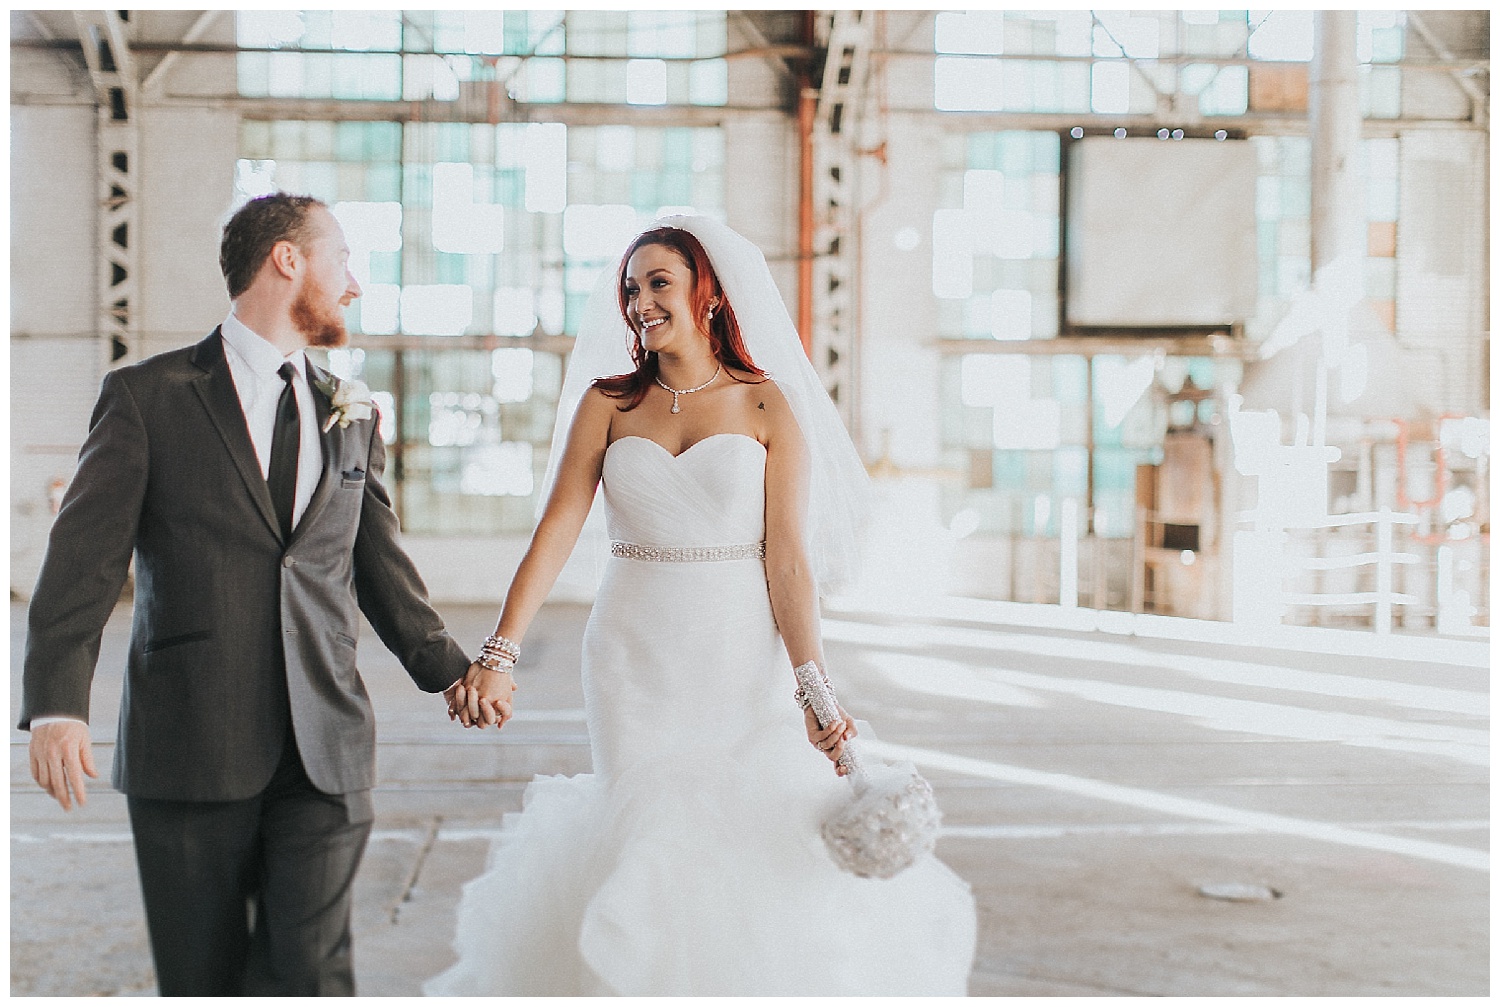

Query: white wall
[11,103,102,594]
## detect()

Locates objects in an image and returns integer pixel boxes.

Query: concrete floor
[10,598,1489,996]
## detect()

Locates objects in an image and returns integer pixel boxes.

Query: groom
[21,193,506,995]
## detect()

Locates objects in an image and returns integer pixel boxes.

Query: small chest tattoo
[757,401,765,410]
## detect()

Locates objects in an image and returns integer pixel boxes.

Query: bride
[425,215,976,996]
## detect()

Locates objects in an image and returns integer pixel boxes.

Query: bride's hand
[446,663,516,728]
[804,704,857,775]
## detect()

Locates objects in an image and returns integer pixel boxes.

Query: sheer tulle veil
[540,214,870,593]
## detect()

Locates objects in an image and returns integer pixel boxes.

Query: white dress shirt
[220,312,323,526]
[33,316,322,730]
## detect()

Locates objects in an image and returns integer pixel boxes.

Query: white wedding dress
[425,433,976,996]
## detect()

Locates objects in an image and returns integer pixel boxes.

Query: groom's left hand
[445,663,516,729]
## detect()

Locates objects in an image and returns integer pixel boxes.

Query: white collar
[221,312,307,380]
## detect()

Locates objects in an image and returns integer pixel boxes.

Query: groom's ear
[266,240,301,282]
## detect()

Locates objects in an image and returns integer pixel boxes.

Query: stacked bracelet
[476,633,520,674]
[792,660,835,710]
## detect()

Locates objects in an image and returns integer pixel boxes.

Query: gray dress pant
[126,730,374,996]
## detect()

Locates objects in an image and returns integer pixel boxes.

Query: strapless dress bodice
[601,433,767,548]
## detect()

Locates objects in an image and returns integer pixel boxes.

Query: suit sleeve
[351,416,471,693]
[20,370,149,728]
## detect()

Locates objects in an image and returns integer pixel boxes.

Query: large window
[236,10,728,107]
[940,353,1241,540]
[235,115,724,534]
[932,11,1405,119]
[932,130,1061,340]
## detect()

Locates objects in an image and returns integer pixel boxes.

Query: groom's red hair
[595,227,765,411]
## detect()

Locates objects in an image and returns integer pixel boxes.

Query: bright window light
[432,163,505,254]
[332,200,402,287]
[994,211,1035,260]
[401,285,474,336]
[960,354,1028,407]
[235,159,278,201]
[359,284,401,335]
[995,398,1061,450]
[626,59,669,105]
[963,169,1004,223]
[537,283,565,334]
[1091,62,1130,113]
[1183,11,1219,26]
[524,122,567,213]
[237,11,305,48]
[990,290,1033,340]
[330,10,401,51]
[690,59,728,105]
[492,288,538,338]
[935,10,1004,54]
[463,11,504,53]
[1248,10,1314,61]
[1200,65,1248,115]
[491,346,536,402]
[629,10,697,58]
[934,57,1004,111]
[1096,13,1160,59]
[519,57,567,103]
[461,442,535,497]
[324,347,366,381]
[564,204,640,259]
[1180,63,1218,95]
[1096,356,1156,427]
[403,54,460,101]
[428,396,480,447]
[596,125,636,172]
[268,52,306,97]
[1054,11,1093,56]
[367,390,395,444]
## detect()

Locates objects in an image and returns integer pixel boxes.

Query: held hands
[804,703,858,777]
[29,720,98,810]
[444,662,516,729]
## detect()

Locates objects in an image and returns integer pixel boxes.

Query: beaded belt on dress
[610,540,766,563]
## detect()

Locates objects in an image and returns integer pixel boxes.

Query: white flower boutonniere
[315,377,375,433]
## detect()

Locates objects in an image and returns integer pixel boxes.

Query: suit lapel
[189,330,283,541]
[292,361,340,543]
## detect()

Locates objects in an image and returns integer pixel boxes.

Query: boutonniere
[314,376,375,432]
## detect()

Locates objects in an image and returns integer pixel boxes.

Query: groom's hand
[445,663,516,729]
[29,720,98,810]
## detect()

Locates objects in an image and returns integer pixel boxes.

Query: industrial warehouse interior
[9,9,1489,997]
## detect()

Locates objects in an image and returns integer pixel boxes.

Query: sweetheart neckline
[606,432,766,461]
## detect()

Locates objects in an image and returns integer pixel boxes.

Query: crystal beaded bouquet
[795,662,942,879]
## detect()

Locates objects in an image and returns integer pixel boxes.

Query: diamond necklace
[655,364,721,414]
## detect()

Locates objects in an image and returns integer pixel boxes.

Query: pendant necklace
[655,365,721,414]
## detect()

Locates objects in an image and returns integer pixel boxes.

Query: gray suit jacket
[21,329,470,801]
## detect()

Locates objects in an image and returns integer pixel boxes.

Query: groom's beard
[291,277,350,349]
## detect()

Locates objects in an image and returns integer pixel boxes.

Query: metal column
[73,10,141,368]
[1307,12,1362,448]
[810,11,872,431]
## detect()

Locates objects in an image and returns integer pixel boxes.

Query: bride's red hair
[594,227,765,410]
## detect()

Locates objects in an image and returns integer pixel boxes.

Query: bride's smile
[623,244,714,368]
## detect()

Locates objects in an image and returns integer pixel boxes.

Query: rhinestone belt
[610,540,766,563]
